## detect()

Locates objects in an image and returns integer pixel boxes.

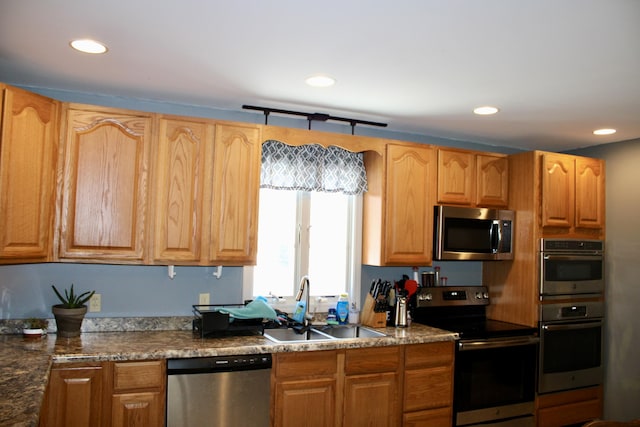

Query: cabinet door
[0,86,58,262]
[152,117,213,263]
[343,372,399,426]
[208,123,261,264]
[437,149,474,205]
[384,144,436,265]
[59,107,151,262]
[111,392,163,427]
[575,157,605,229]
[476,154,509,207]
[273,378,336,427]
[42,365,104,427]
[541,153,575,228]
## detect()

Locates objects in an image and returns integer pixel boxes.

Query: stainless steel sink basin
[314,325,387,339]
[263,325,387,343]
[263,327,335,343]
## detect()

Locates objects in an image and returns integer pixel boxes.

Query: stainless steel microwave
[433,205,514,261]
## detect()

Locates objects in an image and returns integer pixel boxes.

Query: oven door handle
[458,336,539,351]
[542,320,603,331]
[542,254,602,261]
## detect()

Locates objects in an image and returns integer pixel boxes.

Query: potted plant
[51,284,95,338]
[22,317,49,339]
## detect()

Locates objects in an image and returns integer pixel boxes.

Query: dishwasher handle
[167,354,272,375]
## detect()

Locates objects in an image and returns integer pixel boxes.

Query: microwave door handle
[490,221,499,252]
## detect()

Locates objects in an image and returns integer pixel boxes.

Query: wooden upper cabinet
[437,148,508,207]
[575,157,605,229]
[151,117,213,264]
[58,105,152,262]
[437,149,474,205]
[0,85,59,263]
[541,152,575,228]
[476,154,509,207]
[208,123,261,264]
[363,143,436,266]
[541,152,604,234]
[385,144,436,265]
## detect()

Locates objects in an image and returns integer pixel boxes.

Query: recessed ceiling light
[473,106,499,115]
[593,128,616,136]
[70,39,108,54]
[305,75,336,88]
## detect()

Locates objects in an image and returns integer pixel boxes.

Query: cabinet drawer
[274,350,337,378]
[404,365,453,412]
[404,341,454,369]
[345,346,401,375]
[403,407,452,427]
[537,397,602,427]
[113,360,164,391]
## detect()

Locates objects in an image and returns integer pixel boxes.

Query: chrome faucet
[295,275,311,327]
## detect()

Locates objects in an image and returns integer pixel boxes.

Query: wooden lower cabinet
[536,386,603,427]
[403,342,455,426]
[109,361,165,427]
[41,360,165,427]
[343,346,402,426]
[40,363,104,427]
[272,343,453,427]
[272,350,338,427]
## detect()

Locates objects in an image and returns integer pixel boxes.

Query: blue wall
[0,86,509,320]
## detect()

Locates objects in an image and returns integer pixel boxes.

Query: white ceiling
[1,0,639,152]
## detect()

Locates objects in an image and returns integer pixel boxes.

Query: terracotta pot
[52,305,87,338]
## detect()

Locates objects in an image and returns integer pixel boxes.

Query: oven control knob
[483,292,489,299]
[475,292,483,299]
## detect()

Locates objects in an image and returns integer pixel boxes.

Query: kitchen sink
[313,325,387,339]
[263,325,387,343]
[263,327,335,343]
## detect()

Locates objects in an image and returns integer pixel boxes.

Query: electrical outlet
[89,293,101,312]
[199,293,210,305]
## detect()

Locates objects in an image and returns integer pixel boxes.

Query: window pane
[253,189,297,297]
[308,192,349,296]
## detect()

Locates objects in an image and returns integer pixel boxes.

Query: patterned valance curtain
[260,140,368,195]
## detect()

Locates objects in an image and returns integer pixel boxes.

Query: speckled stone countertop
[0,322,456,427]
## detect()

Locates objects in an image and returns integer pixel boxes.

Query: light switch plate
[89,294,101,312]
[199,293,210,305]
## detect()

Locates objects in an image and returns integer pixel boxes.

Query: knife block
[361,294,387,328]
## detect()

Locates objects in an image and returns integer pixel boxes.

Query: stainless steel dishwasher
[166,354,272,427]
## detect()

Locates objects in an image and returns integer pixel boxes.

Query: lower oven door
[455,336,539,427]
[539,319,603,394]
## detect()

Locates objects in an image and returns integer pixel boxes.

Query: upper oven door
[540,253,604,296]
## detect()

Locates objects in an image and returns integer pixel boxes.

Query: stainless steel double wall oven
[538,239,605,394]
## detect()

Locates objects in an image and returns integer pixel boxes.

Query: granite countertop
[0,323,456,427]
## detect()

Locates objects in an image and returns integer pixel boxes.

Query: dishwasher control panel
[167,353,272,374]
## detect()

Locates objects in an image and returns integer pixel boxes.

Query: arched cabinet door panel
[0,85,59,263]
[59,106,151,262]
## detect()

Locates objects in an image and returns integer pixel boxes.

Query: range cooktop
[411,286,538,340]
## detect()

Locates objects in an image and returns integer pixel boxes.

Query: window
[243,140,367,312]
[243,188,362,312]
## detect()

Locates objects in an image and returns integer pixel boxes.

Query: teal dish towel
[218,299,278,320]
